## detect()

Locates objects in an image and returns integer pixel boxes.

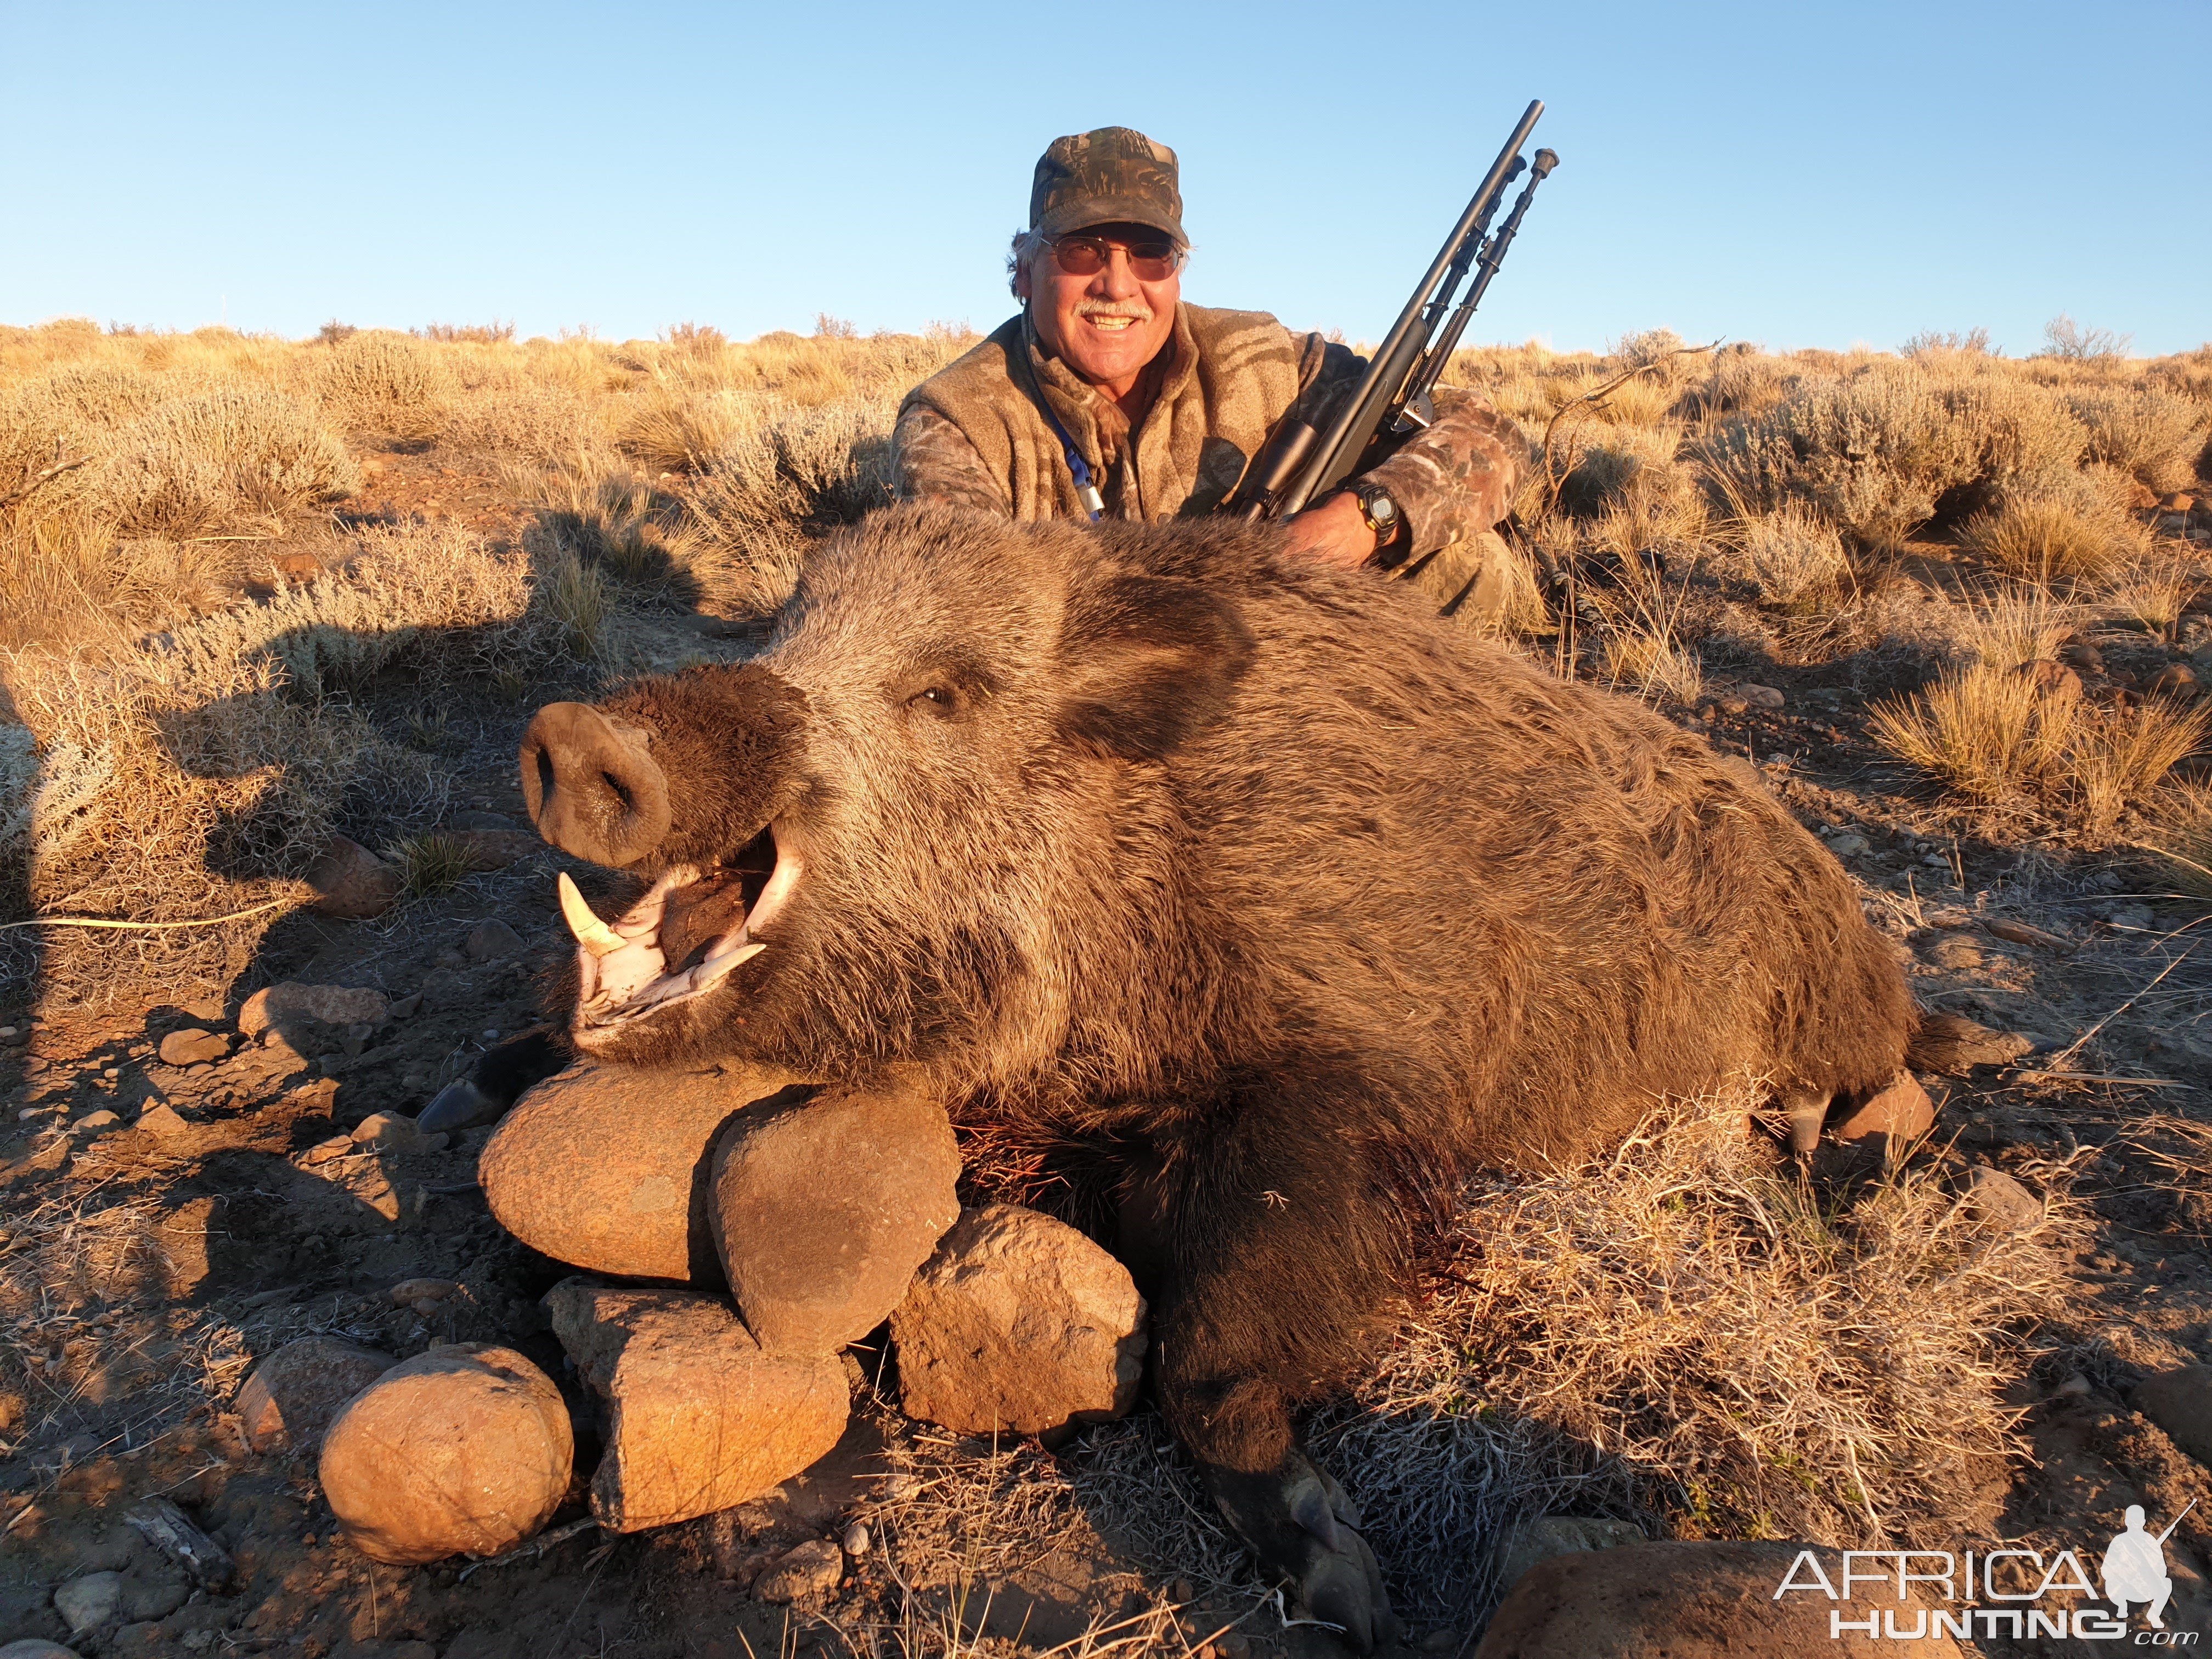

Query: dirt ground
[3,447,2211,1658]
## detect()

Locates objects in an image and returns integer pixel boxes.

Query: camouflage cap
[1029,127,1186,247]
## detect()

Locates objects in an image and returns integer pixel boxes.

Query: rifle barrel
[1279,98,1545,514]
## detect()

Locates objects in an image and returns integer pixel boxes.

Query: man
[893,126,1532,603]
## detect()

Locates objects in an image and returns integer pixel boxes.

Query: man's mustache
[1074,301,1153,322]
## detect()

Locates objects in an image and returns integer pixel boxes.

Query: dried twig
[0,453,93,512]
[1537,340,1721,516]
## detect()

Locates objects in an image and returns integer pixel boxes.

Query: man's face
[1017,222,1180,393]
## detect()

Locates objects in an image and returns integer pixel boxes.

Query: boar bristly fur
[524,503,1912,1624]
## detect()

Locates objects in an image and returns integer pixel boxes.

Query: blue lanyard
[1039,401,1106,523]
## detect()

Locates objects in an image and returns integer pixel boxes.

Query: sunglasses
[1045,234,1186,282]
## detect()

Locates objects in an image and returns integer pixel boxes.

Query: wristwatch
[1352,482,1406,567]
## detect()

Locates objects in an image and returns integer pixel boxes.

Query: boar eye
[910,686,958,714]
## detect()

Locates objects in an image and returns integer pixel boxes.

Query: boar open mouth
[556,825,800,1031]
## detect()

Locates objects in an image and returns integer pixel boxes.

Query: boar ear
[1056,574,1255,760]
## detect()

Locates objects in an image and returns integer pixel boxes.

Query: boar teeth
[558,872,626,957]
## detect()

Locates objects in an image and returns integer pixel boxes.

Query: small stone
[75,1110,121,1136]
[484,1060,814,1283]
[891,1204,1149,1439]
[1959,1166,2040,1235]
[101,1067,119,1081]
[2056,1372,2092,1398]
[137,1104,190,1139]
[2,1639,89,1657]
[388,993,422,1020]
[1490,1515,1648,1595]
[841,1520,870,1556]
[1910,1013,2030,1075]
[713,1080,961,1353]
[2132,1365,2212,1468]
[158,1029,228,1066]
[304,834,403,919]
[1219,1638,1250,1659]
[2165,493,2198,514]
[1171,1579,1194,1603]
[2148,662,2200,701]
[544,1282,848,1533]
[1822,831,1870,857]
[236,1337,397,1453]
[390,1277,459,1307]
[319,1343,572,1564]
[351,1111,435,1150]
[301,1135,353,1165]
[1829,1071,1933,1147]
[238,983,390,1042]
[464,918,524,961]
[341,1022,373,1058]
[1735,682,1784,709]
[2015,658,2084,701]
[54,1571,122,1633]
[753,1538,844,1604]
[274,550,323,582]
[2059,640,2104,673]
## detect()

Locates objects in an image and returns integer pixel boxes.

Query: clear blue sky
[4,0,2206,356]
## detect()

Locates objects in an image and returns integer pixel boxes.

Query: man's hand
[1279,492,1386,568]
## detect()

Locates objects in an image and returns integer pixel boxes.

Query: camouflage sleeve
[1361,386,1533,557]
[1290,335,1533,557]
[890,401,1011,514]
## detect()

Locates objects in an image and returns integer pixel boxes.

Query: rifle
[1221,99,1558,523]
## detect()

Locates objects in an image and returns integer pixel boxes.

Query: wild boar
[506,504,1912,1645]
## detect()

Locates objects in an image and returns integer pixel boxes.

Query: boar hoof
[1203,1452,1397,1654]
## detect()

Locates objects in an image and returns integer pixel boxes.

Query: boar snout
[521,701,672,866]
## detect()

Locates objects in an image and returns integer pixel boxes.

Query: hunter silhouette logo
[1771,1499,2200,1644]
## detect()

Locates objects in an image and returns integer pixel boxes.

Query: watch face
[1368,490,1398,524]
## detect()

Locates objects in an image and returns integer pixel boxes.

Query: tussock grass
[2066,388,2211,495]
[387,830,475,896]
[1960,490,2144,584]
[312,330,455,445]
[878,1094,2068,1633]
[1729,502,1852,612]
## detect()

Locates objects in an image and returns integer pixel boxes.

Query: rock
[754,1538,845,1603]
[1822,831,1870,857]
[891,1204,1148,1438]
[484,1060,814,1283]
[274,550,323,582]
[1490,1516,1647,1596]
[1734,682,1784,710]
[2133,1365,2212,1468]
[464,918,524,961]
[2166,492,2198,514]
[1470,1541,1969,1658]
[1958,1166,2040,1235]
[2056,1372,2092,1397]
[137,1104,190,1139]
[1829,1072,1932,1147]
[712,1080,961,1352]
[2148,662,2200,700]
[75,1110,121,1136]
[1909,1012,2029,1074]
[319,1344,572,1565]
[304,834,402,920]
[2059,639,2104,672]
[2,1641,86,1657]
[53,1572,121,1633]
[544,1283,848,1533]
[842,1520,870,1556]
[239,983,390,1042]
[389,1278,458,1307]
[2013,658,2083,701]
[158,1029,228,1066]
[235,1336,396,1453]
[388,992,422,1020]
[351,1111,442,1152]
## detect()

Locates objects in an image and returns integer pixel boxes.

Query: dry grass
[2067,388,2210,494]
[1960,490,2144,584]
[876,1094,2069,1634]
[0,521,582,999]
[1726,502,1852,612]
[312,330,455,446]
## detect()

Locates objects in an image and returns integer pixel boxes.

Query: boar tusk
[558,872,625,957]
